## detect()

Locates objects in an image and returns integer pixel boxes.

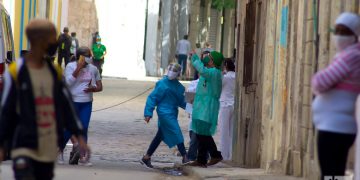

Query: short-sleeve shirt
[92,44,106,60]
[11,65,58,162]
[65,62,101,102]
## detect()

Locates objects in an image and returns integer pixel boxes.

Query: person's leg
[57,54,63,67]
[75,102,92,142]
[100,58,104,76]
[145,129,163,157]
[177,143,187,157]
[183,55,187,76]
[13,156,36,180]
[196,134,209,165]
[187,130,198,161]
[64,54,70,67]
[317,131,356,178]
[206,135,222,159]
[219,106,231,160]
[34,161,54,180]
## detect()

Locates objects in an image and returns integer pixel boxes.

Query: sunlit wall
[94,0,146,79]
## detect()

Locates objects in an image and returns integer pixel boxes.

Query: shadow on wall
[68,0,99,47]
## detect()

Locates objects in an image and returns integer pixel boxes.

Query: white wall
[94,0,146,79]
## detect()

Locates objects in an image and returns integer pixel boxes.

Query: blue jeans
[146,129,187,157]
[60,102,92,150]
[177,54,187,75]
[187,131,198,161]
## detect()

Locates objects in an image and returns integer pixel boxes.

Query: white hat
[335,12,360,36]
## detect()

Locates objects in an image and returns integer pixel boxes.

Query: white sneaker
[57,152,65,165]
[78,157,93,166]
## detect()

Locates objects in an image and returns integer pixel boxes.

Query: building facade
[144,0,236,77]
[2,0,68,58]
[233,0,360,179]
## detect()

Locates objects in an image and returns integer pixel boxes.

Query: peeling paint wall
[233,0,360,178]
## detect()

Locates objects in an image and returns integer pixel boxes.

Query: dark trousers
[187,131,198,161]
[146,129,187,157]
[93,59,104,76]
[13,156,54,180]
[58,53,70,67]
[196,133,222,165]
[177,54,187,76]
[317,130,355,179]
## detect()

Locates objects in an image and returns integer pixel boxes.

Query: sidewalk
[182,163,304,180]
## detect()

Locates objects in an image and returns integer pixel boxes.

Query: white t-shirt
[65,62,101,102]
[186,79,199,131]
[220,71,235,107]
[176,39,191,55]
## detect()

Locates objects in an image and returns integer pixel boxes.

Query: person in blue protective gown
[187,51,224,167]
[140,63,188,168]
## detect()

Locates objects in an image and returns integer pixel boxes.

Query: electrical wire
[92,86,154,112]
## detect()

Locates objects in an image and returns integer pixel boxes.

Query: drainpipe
[220,7,225,53]
[143,0,149,61]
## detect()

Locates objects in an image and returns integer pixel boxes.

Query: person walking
[61,46,103,166]
[57,27,72,68]
[141,63,188,168]
[70,32,79,57]
[92,37,107,76]
[218,59,235,161]
[187,51,224,167]
[176,35,191,76]
[0,19,89,180]
[312,12,360,179]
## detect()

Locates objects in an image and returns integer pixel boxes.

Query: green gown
[191,54,222,136]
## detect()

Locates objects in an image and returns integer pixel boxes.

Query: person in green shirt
[187,51,224,167]
[92,37,107,76]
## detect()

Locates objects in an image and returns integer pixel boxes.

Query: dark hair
[71,32,76,37]
[184,35,188,40]
[76,46,91,60]
[63,27,69,33]
[224,58,235,72]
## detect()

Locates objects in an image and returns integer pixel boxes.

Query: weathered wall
[67,0,98,47]
[233,0,360,178]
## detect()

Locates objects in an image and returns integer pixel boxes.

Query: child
[141,63,188,168]
[312,12,360,178]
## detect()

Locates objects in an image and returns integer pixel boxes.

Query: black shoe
[207,157,223,166]
[140,157,153,168]
[185,161,207,168]
[69,145,80,165]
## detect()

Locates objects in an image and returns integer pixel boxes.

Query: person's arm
[101,46,107,59]
[311,52,358,94]
[64,63,78,87]
[84,68,103,93]
[0,71,18,161]
[144,82,165,121]
[191,54,212,79]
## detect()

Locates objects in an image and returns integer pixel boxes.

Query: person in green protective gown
[187,51,224,167]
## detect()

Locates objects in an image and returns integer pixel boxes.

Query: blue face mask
[96,41,101,45]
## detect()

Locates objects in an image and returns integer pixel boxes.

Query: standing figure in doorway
[218,59,235,161]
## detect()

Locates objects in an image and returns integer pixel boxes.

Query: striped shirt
[312,43,360,94]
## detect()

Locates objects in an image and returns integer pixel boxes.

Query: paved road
[1,79,195,180]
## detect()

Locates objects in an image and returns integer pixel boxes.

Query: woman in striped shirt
[312,12,360,178]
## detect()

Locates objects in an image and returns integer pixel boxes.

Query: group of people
[57,27,107,77]
[141,38,236,168]
[0,19,106,180]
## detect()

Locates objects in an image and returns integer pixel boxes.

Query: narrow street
[1,78,196,180]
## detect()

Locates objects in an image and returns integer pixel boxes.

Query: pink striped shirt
[312,43,360,94]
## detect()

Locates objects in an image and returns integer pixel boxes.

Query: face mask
[96,41,101,45]
[167,71,179,80]
[46,42,58,56]
[85,56,93,64]
[333,35,357,51]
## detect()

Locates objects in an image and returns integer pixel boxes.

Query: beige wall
[67,0,98,47]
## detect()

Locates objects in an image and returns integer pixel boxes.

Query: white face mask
[85,56,93,64]
[333,35,357,51]
[167,71,179,80]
